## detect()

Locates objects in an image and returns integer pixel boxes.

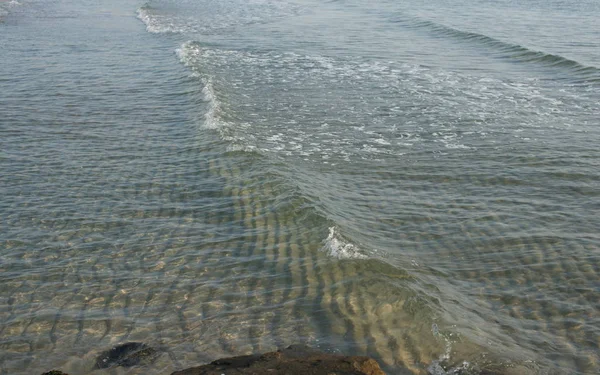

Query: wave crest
[136,4,189,34]
[321,227,367,259]
[392,15,600,84]
[136,0,302,35]
[0,0,21,19]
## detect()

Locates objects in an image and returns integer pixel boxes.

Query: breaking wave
[391,15,600,84]
[321,227,367,259]
[0,0,21,20]
[137,0,302,34]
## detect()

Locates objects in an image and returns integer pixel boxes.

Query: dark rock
[95,342,159,369]
[41,371,69,375]
[171,345,385,375]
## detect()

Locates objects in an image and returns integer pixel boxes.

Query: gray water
[1,0,599,374]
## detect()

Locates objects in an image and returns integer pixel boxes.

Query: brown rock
[171,345,385,375]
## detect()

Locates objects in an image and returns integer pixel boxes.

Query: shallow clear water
[1,0,599,374]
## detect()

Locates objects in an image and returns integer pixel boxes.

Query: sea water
[1,0,599,373]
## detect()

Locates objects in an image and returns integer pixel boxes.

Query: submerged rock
[95,342,159,369]
[171,345,385,375]
[41,371,69,375]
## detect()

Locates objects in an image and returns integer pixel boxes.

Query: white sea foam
[177,41,257,153]
[321,227,367,259]
[201,80,220,130]
[177,43,224,131]
[137,0,301,34]
[137,5,193,34]
[173,37,591,164]
[136,6,163,33]
[175,41,195,65]
[0,0,20,18]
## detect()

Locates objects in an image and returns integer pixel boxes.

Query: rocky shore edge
[41,343,386,375]
[41,341,533,375]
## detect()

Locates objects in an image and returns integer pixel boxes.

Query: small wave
[136,4,188,34]
[136,5,160,33]
[176,42,223,130]
[321,227,367,259]
[201,80,220,129]
[175,40,197,66]
[174,43,423,160]
[136,0,302,35]
[177,41,255,153]
[392,16,600,84]
[136,3,215,34]
[173,40,593,163]
[0,0,21,19]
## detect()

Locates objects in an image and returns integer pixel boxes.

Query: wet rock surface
[94,342,159,369]
[171,345,386,375]
[40,344,536,375]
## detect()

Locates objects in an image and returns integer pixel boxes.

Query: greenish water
[1,0,599,374]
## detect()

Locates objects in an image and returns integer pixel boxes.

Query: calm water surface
[1,0,599,374]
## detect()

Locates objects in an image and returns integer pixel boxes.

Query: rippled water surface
[1,0,599,374]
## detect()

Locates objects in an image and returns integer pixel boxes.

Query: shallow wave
[321,227,367,259]
[176,42,258,153]
[0,0,21,19]
[136,4,173,33]
[391,15,600,84]
[173,40,599,167]
[136,3,203,34]
[175,43,223,130]
[137,0,301,34]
